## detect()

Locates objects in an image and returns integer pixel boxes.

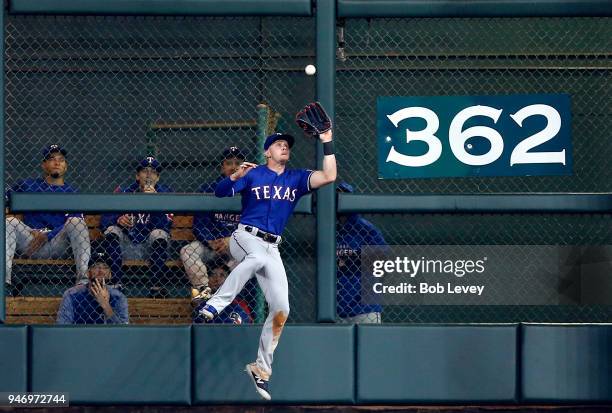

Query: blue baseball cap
[42,144,67,161]
[88,251,113,268]
[136,156,162,173]
[263,133,295,151]
[222,146,245,162]
[337,182,354,193]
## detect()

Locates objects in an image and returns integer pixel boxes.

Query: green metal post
[315,0,337,322]
[254,103,270,323]
[0,10,5,322]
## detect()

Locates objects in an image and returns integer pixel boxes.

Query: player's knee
[149,229,170,241]
[66,217,89,238]
[104,225,122,237]
[272,310,289,331]
[6,216,21,229]
[271,303,290,317]
[65,216,85,226]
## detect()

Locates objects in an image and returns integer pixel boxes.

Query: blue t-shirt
[56,284,129,324]
[100,182,173,243]
[6,178,82,241]
[215,166,313,235]
[193,176,241,242]
[336,214,386,318]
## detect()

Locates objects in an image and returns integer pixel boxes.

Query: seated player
[56,250,129,324]
[336,182,385,323]
[5,144,91,295]
[193,259,253,324]
[180,146,244,305]
[100,157,173,297]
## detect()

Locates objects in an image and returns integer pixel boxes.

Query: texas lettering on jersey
[251,185,298,202]
[215,166,313,235]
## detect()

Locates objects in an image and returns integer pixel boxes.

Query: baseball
[305,64,316,76]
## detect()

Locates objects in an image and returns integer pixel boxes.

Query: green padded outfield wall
[357,325,518,403]
[193,325,355,404]
[30,326,191,404]
[522,324,612,402]
[0,326,28,392]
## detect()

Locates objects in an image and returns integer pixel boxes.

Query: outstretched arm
[309,130,337,190]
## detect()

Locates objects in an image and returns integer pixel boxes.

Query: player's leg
[147,229,170,296]
[30,218,88,285]
[204,230,264,315]
[103,226,127,286]
[180,240,212,302]
[253,244,289,380]
[147,229,169,274]
[5,217,34,285]
[63,216,91,284]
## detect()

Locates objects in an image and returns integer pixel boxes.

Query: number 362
[385,104,566,167]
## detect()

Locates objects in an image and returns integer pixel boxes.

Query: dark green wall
[3,323,612,404]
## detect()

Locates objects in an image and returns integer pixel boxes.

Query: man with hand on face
[56,250,129,324]
[181,146,245,306]
[5,144,91,295]
[100,157,173,297]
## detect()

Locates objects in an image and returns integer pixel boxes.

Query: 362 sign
[377,94,572,179]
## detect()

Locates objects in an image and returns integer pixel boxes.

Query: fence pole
[0,9,5,322]
[316,0,337,322]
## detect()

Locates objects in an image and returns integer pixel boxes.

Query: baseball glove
[295,102,332,136]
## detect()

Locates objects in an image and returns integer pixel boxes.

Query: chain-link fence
[336,212,612,323]
[4,12,611,326]
[336,17,611,193]
[4,14,316,324]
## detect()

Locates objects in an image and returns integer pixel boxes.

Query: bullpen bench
[5,297,193,324]
[12,214,195,268]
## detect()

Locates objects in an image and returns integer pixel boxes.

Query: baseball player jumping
[198,104,336,401]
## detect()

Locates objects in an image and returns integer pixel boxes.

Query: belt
[240,224,282,244]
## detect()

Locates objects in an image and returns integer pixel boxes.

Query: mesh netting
[4,14,316,324]
[336,212,612,323]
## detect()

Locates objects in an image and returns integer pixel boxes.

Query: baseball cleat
[198,304,218,321]
[245,363,271,401]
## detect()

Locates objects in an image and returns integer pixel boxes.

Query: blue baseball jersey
[56,284,129,324]
[336,214,386,318]
[215,166,313,235]
[193,176,241,242]
[100,182,173,243]
[6,178,82,241]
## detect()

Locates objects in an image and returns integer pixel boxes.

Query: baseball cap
[88,251,113,268]
[337,181,354,193]
[222,146,245,162]
[136,156,162,173]
[42,144,67,161]
[263,133,295,151]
